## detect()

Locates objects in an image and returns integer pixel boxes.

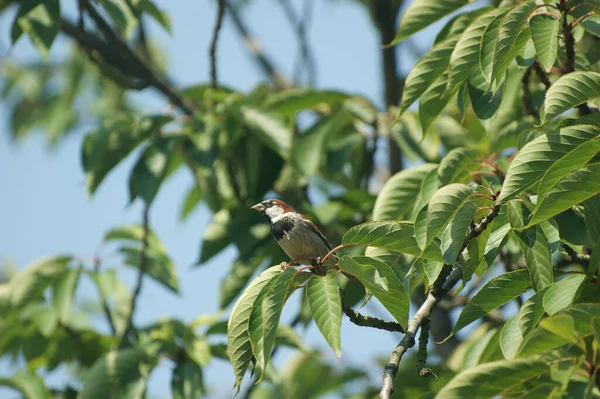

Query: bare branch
[342,303,404,333]
[210,0,226,89]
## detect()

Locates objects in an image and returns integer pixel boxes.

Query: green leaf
[500,316,523,360]
[531,163,600,226]
[440,199,477,264]
[584,194,600,244]
[593,317,600,347]
[437,148,480,186]
[490,1,536,84]
[172,362,204,399]
[372,164,438,221]
[338,256,409,330]
[179,184,202,221]
[264,89,348,116]
[227,266,282,391]
[434,357,549,399]
[248,267,297,382]
[426,183,474,249]
[397,36,459,118]
[241,107,292,159]
[97,0,138,39]
[341,221,443,262]
[518,286,550,337]
[539,313,578,342]
[497,125,600,203]
[543,274,586,316]
[137,0,171,33]
[52,267,82,324]
[540,72,600,124]
[82,115,171,195]
[306,272,342,357]
[447,8,508,93]
[80,348,151,399]
[467,78,505,120]
[292,111,350,177]
[391,0,469,44]
[484,204,510,263]
[512,226,554,292]
[10,255,72,308]
[580,14,600,38]
[11,0,60,61]
[0,372,51,399]
[129,136,181,205]
[219,256,264,309]
[529,14,560,72]
[479,10,507,86]
[419,70,456,134]
[447,270,531,339]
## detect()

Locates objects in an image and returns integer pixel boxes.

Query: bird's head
[251,199,293,220]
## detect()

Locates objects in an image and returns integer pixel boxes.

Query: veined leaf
[52,267,82,324]
[434,357,548,399]
[483,204,510,263]
[540,72,600,124]
[426,183,474,249]
[411,166,439,219]
[479,10,506,86]
[446,269,531,339]
[529,14,560,72]
[306,272,342,356]
[249,267,296,382]
[518,286,550,337]
[391,0,470,44]
[512,226,553,292]
[342,221,444,262]
[440,200,477,264]
[397,36,459,118]
[447,8,508,93]
[542,274,586,316]
[227,266,282,391]
[338,256,409,329]
[419,70,456,134]
[500,316,523,360]
[80,348,151,399]
[530,163,600,226]
[437,148,480,186]
[497,124,600,203]
[490,1,536,84]
[372,164,438,221]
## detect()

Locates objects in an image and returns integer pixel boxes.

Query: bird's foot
[280,261,299,270]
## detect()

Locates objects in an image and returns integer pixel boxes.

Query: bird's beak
[251,203,266,213]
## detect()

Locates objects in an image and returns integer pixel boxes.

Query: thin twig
[120,205,151,346]
[342,303,404,333]
[532,61,552,90]
[210,0,226,89]
[562,243,591,267]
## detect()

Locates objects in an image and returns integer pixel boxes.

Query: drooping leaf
[540,72,600,124]
[529,14,560,72]
[305,272,342,356]
[172,362,204,399]
[500,316,523,360]
[434,357,549,399]
[518,287,549,339]
[440,199,477,264]
[241,107,292,159]
[338,256,409,330]
[0,372,51,399]
[447,270,531,339]
[341,221,443,262]
[530,163,600,226]
[248,267,297,382]
[490,1,536,84]
[227,266,282,390]
[447,8,508,93]
[11,0,60,60]
[52,267,82,324]
[543,274,586,316]
[372,164,438,221]
[79,349,152,399]
[426,183,474,248]
[10,255,72,308]
[478,10,506,87]
[512,226,554,292]
[391,0,470,44]
[497,125,600,203]
[419,70,456,134]
[179,184,202,221]
[397,36,459,118]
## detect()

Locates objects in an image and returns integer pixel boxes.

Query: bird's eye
[267,201,274,207]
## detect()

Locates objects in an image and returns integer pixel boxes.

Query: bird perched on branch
[251,199,338,271]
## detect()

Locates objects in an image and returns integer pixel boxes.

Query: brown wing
[302,217,334,252]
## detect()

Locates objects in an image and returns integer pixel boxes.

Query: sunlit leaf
[306,272,342,356]
[426,183,474,249]
[540,72,600,124]
[512,226,553,292]
[542,274,586,316]
[529,14,560,72]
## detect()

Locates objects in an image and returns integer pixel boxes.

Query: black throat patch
[270,216,295,241]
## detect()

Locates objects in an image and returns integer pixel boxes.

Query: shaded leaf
[11,0,60,60]
[306,272,342,356]
[543,274,586,316]
[512,226,554,292]
[52,267,82,324]
[241,107,292,159]
[426,183,474,249]
[500,316,523,360]
[437,148,479,186]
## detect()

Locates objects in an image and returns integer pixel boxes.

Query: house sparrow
[251,199,338,270]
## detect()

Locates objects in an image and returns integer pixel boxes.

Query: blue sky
[0,1,451,397]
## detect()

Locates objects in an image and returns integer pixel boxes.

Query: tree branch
[380,205,501,398]
[521,64,537,117]
[93,256,117,336]
[562,243,591,267]
[342,303,404,333]
[120,205,150,346]
[210,0,226,89]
